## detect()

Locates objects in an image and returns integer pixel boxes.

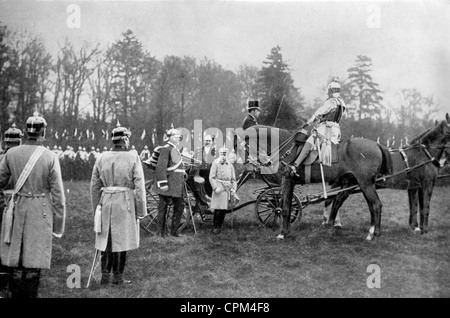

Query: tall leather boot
[0,266,11,298]
[288,142,313,175]
[100,251,112,285]
[212,210,225,234]
[9,269,24,298]
[170,197,184,237]
[158,195,168,237]
[24,269,41,298]
[112,252,131,285]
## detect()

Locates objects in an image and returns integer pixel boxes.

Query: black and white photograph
[0,0,449,302]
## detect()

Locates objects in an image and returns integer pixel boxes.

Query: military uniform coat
[209,158,237,211]
[91,148,147,252]
[0,141,66,269]
[152,142,185,198]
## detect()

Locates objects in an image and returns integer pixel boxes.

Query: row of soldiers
[1,141,152,181]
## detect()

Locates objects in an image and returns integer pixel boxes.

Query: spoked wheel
[254,187,302,230]
[140,180,193,235]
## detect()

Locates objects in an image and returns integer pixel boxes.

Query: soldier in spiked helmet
[90,120,147,286]
[152,128,186,237]
[0,112,66,298]
[0,123,23,297]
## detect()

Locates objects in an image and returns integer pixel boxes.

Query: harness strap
[398,147,410,171]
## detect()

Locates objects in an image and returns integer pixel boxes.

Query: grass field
[38,179,450,298]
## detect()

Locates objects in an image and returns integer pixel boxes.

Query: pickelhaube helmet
[26,112,47,136]
[327,77,341,97]
[111,120,131,141]
[167,128,182,140]
[247,99,261,112]
[4,123,24,143]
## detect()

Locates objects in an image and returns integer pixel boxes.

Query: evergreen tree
[257,46,303,130]
[346,55,383,121]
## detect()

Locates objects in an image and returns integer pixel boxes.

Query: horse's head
[410,114,450,165]
[410,114,450,148]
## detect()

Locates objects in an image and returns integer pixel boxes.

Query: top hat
[247,99,261,112]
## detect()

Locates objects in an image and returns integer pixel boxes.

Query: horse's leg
[418,179,435,234]
[325,176,353,228]
[278,169,295,239]
[408,188,420,233]
[359,182,383,241]
[327,190,350,228]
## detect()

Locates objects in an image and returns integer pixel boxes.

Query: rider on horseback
[288,78,346,174]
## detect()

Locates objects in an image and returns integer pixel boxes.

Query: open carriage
[139,117,450,237]
[138,160,304,235]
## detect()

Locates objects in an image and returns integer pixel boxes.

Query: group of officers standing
[0,78,346,298]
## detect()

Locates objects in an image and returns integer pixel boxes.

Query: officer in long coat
[0,123,23,297]
[0,113,66,298]
[152,128,186,237]
[90,121,147,286]
[209,147,238,234]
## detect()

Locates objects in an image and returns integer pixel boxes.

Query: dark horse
[233,124,344,222]
[280,114,450,241]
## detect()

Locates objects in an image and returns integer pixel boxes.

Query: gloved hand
[214,186,222,194]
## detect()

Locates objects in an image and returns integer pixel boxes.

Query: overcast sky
[1,0,449,120]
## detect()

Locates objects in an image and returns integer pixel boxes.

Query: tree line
[0,24,443,152]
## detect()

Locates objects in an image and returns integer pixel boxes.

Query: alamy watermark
[366,264,381,289]
[176,120,281,175]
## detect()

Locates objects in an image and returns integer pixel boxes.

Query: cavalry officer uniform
[290,78,346,171]
[90,121,147,285]
[209,147,238,234]
[0,113,66,298]
[152,129,186,237]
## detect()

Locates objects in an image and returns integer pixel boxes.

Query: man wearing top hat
[242,99,261,131]
[90,121,147,286]
[152,128,186,237]
[0,113,66,298]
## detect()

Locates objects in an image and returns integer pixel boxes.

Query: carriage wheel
[140,180,192,235]
[254,187,302,230]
